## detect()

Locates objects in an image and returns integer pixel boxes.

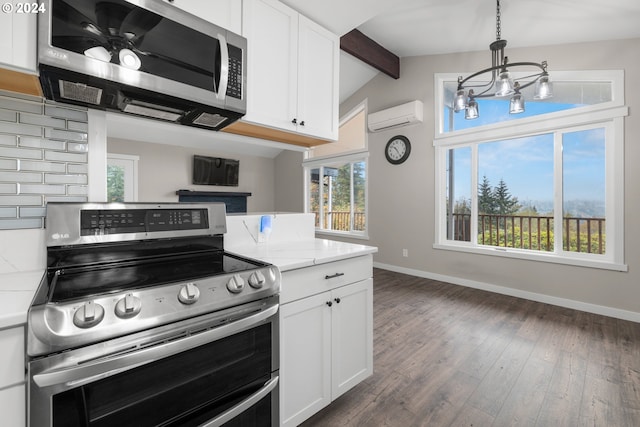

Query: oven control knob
[178,283,200,305]
[73,301,105,329]
[227,274,245,294]
[115,293,142,318]
[248,271,266,289]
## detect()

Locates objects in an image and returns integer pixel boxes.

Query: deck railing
[449,213,606,254]
[313,211,366,231]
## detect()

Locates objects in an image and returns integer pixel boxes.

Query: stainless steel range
[27,202,280,427]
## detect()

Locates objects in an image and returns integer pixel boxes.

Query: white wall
[108,138,277,212]
[278,38,640,319]
[274,149,305,212]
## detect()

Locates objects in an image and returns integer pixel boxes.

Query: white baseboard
[373,262,640,323]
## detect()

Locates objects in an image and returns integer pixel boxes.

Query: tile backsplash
[0,91,89,230]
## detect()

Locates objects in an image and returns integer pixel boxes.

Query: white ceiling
[282,0,640,103]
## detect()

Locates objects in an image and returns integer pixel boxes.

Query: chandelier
[453,0,553,120]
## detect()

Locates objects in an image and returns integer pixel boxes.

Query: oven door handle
[32,304,278,389]
[198,376,279,427]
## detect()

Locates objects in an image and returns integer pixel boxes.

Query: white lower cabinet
[280,256,373,426]
[0,326,26,426]
[0,384,25,427]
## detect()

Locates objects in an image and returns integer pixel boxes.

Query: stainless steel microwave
[38,0,247,130]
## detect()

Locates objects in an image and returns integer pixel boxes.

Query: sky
[447,99,606,212]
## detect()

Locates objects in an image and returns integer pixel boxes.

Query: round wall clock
[385,135,411,164]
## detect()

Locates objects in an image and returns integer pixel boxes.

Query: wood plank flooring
[301,268,640,427]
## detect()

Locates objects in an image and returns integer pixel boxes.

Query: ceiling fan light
[534,74,553,99]
[119,48,142,70]
[495,71,515,97]
[453,89,467,112]
[465,99,479,120]
[509,93,525,114]
[84,46,111,62]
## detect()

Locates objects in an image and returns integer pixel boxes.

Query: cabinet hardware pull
[334,298,341,304]
[291,118,297,124]
[300,120,305,126]
[326,301,333,307]
[325,273,345,280]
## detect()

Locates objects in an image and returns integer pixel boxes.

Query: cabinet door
[331,278,374,399]
[297,15,339,140]
[280,292,332,427]
[0,327,25,427]
[242,0,298,133]
[165,0,242,33]
[0,1,37,72]
[0,385,25,427]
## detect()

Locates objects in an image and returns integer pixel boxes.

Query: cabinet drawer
[281,254,372,304]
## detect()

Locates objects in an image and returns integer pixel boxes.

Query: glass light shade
[465,99,479,120]
[453,89,467,112]
[119,49,142,70]
[509,93,525,114]
[495,71,515,97]
[534,74,553,99]
[84,46,111,62]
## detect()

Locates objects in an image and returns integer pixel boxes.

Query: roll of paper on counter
[258,215,272,242]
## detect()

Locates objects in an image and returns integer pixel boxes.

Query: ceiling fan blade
[95,1,132,36]
[53,0,109,43]
[120,7,162,41]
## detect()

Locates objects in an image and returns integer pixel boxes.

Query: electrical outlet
[402,249,408,257]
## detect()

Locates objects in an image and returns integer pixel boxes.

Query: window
[434,71,628,270]
[304,102,369,237]
[107,153,139,202]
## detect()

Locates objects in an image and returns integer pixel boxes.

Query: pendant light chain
[496,0,502,41]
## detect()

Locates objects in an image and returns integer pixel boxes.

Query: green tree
[353,161,366,212]
[478,175,495,214]
[454,197,471,214]
[493,178,520,214]
[333,164,352,210]
[107,165,125,202]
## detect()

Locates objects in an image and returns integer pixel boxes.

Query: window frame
[303,101,369,239]
[433,70,628,271]
[304,152,369,239]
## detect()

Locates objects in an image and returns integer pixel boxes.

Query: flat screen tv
[192,155,239,186]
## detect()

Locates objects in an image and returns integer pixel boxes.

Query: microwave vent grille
[193,112,228,128]
[59,80,103,105]
[122,100,184,122]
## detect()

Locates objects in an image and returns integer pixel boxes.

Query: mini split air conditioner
[367,100,424,132]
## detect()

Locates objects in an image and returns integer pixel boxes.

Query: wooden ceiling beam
[340,29,400,79]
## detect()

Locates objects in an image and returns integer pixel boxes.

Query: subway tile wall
[0,92,89,230]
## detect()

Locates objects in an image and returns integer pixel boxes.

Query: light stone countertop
[0,270,44,329]
[227,238,378,272]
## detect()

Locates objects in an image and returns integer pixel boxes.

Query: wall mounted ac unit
[367,100,424,132]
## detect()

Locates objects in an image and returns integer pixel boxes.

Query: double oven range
[27,202,280,427]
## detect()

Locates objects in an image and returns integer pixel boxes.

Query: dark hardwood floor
[301,268,640,427]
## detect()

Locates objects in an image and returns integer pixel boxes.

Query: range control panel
[80,209,209,235]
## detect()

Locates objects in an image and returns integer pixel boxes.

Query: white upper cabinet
[242,0,298,134]
[0,1,37,72]
[164,0,242,34]
[296,15,339,141]
[242,0,339,141]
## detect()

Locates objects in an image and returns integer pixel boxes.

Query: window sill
[433,243,628,272]
[315,229,370,241]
